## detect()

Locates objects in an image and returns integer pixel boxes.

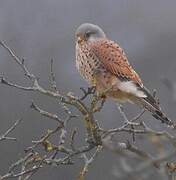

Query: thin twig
[50,58,57,92]
[30,101,64,125]
[0,40,35,80]
[78,146,102,180]
[0,119,22,142]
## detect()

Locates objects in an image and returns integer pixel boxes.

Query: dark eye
[85,31,91,38]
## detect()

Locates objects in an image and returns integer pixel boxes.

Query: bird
[75,23,173,126]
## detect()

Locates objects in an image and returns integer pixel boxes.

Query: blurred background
[0,0,176,179]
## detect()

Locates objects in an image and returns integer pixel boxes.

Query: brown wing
[90,39,143,86]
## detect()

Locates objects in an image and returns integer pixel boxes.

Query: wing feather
[90,39,143,86]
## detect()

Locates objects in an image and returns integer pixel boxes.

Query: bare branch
[80,86,96,100]
[1,40,176,180]
[0,119,22,142]
[117,151,176,180]
[30,101,64,125]
[78,146,102,180]
[50,58,58,92]
[0,40,35,80]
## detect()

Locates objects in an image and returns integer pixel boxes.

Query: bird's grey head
[75,23,106,43]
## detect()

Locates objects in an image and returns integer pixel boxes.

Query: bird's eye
[85,32,91,38]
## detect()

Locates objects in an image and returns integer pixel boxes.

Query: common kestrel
[75,23,172,125]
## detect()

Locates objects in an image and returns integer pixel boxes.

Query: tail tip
[153,110,174,127]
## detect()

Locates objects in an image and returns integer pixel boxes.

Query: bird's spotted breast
[76,42,102,84]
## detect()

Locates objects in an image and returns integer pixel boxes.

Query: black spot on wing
[117,75,131,82]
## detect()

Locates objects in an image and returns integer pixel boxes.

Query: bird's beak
[77,35,85,44]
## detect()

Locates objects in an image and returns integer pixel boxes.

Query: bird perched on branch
[75,23,173,126]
